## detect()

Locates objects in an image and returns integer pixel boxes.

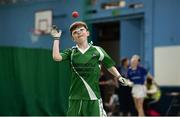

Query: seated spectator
[99,69,117,110]
[104,92,120,116]
[144,77,161,116]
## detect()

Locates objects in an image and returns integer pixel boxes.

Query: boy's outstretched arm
[51,25,63,61]
[108,66,133,86]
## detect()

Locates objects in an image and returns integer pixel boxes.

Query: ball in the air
[72,11,79,18]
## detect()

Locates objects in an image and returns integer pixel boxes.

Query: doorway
[91,21,120,64]
[90,17,145,65]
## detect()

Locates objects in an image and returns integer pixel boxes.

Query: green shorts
[67,99,107,116]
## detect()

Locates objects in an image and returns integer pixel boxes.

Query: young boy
[51,21,132,116]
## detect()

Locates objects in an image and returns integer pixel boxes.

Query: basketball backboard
[35,10,52,34]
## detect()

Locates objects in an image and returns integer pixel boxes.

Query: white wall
[154,46,180,86]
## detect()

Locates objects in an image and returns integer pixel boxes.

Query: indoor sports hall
[0,0,179,116]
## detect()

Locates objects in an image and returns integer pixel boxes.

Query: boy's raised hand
[51,25,62,39]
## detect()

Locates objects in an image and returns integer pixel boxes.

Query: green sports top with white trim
[60,45,115,100]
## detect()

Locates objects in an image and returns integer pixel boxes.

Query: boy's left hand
[118,77,133,87]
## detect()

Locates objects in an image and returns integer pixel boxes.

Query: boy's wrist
[115,75,122,79]
[54,37,60,40]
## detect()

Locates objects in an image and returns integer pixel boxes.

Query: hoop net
[30,29,44,43]
[32,29,44,36]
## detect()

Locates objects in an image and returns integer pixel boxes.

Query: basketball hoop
[29,29,43,43]
[32,29,43,36]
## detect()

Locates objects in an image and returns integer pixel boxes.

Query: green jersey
[60,45,115,100]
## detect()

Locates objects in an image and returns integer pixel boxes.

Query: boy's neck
[131,66,137,70]
[77,41,89,50]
